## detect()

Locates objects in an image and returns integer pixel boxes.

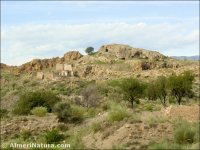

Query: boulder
[63,51,82,62]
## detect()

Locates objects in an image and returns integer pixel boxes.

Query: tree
[168,71,194,105]
[146,76,168,106]
[85,47,94,55]
[121,78,146,108]
[146,82,158,101]
[155,76,168,105]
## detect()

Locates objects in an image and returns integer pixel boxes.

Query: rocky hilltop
[1,44,191,79]
[19,51,82,73]
[98,44,166,61]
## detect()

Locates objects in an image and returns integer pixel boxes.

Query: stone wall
[56,64,64,71]
[36,72,44,80]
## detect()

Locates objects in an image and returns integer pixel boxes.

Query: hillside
[1,44,199,150]
[1,44,193,79]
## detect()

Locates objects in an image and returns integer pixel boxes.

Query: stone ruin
[36,72,55,80]
[36,63,74,80]
[55,63,74,77]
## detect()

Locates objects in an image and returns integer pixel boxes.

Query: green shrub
[68,134,86,149]
[0,109,9,118]
[53,102,84,123]
[107,104,130,122]
[45,129,64,144]
[140,103,161,112]
[70,105,84,123]
[149,140,183,149]
[53,102,71,122]
[23,79,30,85]
[91,121,102,133]
[20,130,32,141]
[128,113,142,123]
[174,122,195,144]
[85,107,98,118]
[147,116,169,126]
[31,107,47,117]
[13,91,60,115]
[56,123,68,131]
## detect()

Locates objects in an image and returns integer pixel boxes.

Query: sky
[1,1,199,66]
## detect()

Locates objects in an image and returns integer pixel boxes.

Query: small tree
[85,47,94,55]
[81,84,100,107]
[155,76,168,105]
[146,82,158,101]
[168,71,194,105]
[121,78,146,108]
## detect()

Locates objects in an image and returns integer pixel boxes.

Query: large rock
[98,44,166,61]
[19,57,60,72]
[63,51,82,62]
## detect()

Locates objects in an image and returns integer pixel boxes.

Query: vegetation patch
[44,129,64,144]
[53,102,84,123]
[174,121,196,144]
[107,103,130,122]
[31,106,47,117]
[13,91,60,115]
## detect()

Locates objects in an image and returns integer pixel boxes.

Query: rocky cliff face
[18,51,82,73]
[98,44,167,61]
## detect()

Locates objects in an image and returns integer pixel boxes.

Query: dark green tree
[146,82,158,101]
[155,76,168,105]
[121,78,146,108]
[168,71,194,105]
[85,47,94,55]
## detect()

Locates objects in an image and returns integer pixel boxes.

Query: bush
[149,140,183,149]
[56,123,68,131]
[168,71,194,105]
[140,103,161,112]
[68,134,86,149]
[13,91,60,115]
[20,130,32,141]
[107,104,130,122]
[81,84,100,108]
[120,78,146,108]
[141,61,150,70]
[174,122,195,144]
[70,105,84,123]
[53,102,71,122]
[91,121,102,133]
[31,107,47,117]
[53,102,84,123]
[0,109,9,118]
[45,129,64,144]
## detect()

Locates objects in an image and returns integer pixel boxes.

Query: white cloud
[1,22,199,65]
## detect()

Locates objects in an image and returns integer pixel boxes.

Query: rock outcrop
[63,51,82,62]
[19,57,60,73]
[98,44,167,61]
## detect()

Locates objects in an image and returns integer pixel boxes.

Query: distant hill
[171,55,199,61]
